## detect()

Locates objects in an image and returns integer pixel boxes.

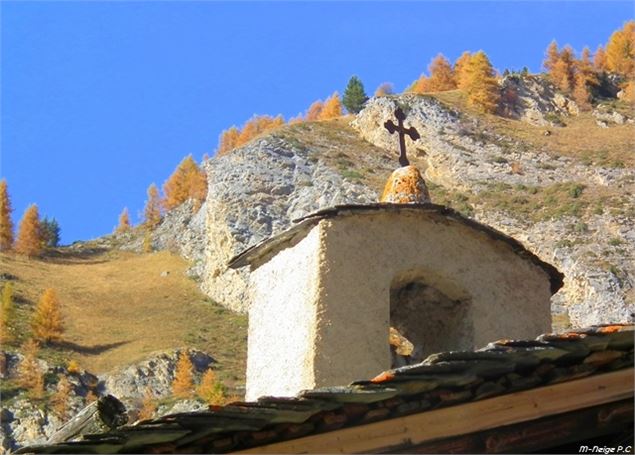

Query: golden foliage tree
[51,375,73,419]
[548,45,577,92]
[18,339,45,399]
[410,76,430,94]
[305,100,324,121]
[454,51,473,89]
[197,368,225,405]
[606,20,635,77]
[217,126,240,156]
[319,92,343,120]
[143,184,162,230]
[235,115,285,147]
[1,282,16,343]
[0,179,14,252]
[543,40,560,73]
[426,54,456,92]
[172,351,194,398]
[622,80,635,103]
[594,45,608,71]
[138,388,157,421]
[115,208,131,234]
[573,47,599,111]
[14,204,42,257]
[374,82,394,97]
[162,155,208,210]
[462,51,501,113]
[32,288,64,344]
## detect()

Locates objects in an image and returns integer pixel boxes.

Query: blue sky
[1,1,633,244]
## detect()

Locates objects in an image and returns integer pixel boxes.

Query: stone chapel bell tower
[228,107,564,401]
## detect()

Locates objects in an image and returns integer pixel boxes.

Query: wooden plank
[234,369,634,454]
[47,395,127,444]
[391,399,633,454]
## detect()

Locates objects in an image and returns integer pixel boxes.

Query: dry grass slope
[1,249,247,387]
[432,90,635,168]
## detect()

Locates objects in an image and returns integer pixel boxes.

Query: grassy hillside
[432,90,635,168]
[1,248,247,387]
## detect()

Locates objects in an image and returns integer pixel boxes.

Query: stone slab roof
[18,324,634,454]
[228,203,564,294]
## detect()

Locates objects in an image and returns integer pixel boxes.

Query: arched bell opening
[389,269,474,367]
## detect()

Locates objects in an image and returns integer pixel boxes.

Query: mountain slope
[200,89,634,328]
[0,248,246,382]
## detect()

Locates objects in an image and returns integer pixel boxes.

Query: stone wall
[245,209,552,399]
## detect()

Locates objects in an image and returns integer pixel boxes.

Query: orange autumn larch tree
[319,92,343,120]
[163,155,208,211]
[138,387,158,421]
[410,75,430,94]
[197,368,225,405]
[593,45,608,71]
[543,40,560,73]
[217,126,240,156]
[143,183,162,230]
[172,351,194,398]
[426,53,457,92]
[305,100,324,121]
[115,207,131,234]
[18,339,45,399]
[32,288,64,344]
[545,43,577,93]
[51,375,73,419]
[0,179,14,252]
[572,47,599,111]
[462,51,501,114]
[14,204,43,257]
[235,115,285,147]
[454,51,473,89]
[606,20,635,78]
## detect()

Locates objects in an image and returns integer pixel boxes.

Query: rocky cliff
[0,349,213,452]
[200,130,377,312]
[200,83,633,328]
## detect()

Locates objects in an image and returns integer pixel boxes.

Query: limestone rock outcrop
[498,74,579,125]
[201,136,374,312]
[0,349,214,452]
[99,349,214,411]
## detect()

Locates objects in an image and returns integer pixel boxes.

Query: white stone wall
[315,211,551,384]
[246,226,323,401]
[247,210,552,399]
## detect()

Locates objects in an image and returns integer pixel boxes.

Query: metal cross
[383,107,420,167]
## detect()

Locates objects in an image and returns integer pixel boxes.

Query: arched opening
[389,271,473,367]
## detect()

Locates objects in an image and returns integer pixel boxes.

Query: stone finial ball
[380,165,431,204]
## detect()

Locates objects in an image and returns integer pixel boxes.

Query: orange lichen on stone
[596,325,627,334]
[371,371,395,383]
[380,165,430,204]
[558,332,584,340]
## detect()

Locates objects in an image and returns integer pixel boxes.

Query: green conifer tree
[342,76,369,114]
[40,217,61,247]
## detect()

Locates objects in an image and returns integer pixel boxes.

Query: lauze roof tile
[17,323,634,454]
